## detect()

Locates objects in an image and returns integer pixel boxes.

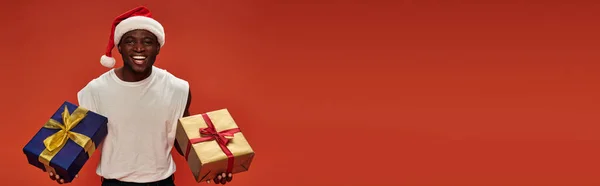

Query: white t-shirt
[77,66,189,183]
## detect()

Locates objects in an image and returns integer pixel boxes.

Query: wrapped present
[176,109,255,182]
[23,101,108,183]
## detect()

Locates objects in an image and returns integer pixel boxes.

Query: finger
[55,174,60,180]
[226,173,233,182]
[206,180,211,184]
[49,172,56,180]
[220,174,226,185]
[213,176,219,184]
[59,179,64,184]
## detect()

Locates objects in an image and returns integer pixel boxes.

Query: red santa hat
[100,6,165,68]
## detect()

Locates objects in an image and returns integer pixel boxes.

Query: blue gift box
[23,101,108,183]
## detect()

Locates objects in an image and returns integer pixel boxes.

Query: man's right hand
[48,171,78,184]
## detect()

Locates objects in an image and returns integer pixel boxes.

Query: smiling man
[46,6,233,186]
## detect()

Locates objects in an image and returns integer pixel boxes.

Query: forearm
[174,139,184,156]
[174,89,192,157]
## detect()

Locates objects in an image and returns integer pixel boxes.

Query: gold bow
[38,105,96,172]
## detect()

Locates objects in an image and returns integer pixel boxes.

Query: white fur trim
[114,16,165,47]
[101,55,116,68]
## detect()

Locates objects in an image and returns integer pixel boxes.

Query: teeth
[132,56,146,60]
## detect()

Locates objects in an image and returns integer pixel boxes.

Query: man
[46,6,233,185]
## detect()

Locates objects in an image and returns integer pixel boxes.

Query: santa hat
[100,6,165,68]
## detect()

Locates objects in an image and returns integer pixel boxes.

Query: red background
[2,0,600,185]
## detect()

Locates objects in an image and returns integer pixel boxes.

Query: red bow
[185,113,241,174]
[193,124,239,146]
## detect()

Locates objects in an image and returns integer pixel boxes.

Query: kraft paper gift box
[23,101,108,183]
[176,109,255,182]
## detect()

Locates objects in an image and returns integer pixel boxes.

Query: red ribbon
[185,113,241,173]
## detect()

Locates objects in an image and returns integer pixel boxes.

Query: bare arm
[174,89,192,156]
[183,89,192,117]
[173,88,233,184]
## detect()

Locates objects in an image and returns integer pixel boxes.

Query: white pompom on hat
[101,6,165,68]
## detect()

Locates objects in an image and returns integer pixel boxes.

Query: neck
[115,66,152,82]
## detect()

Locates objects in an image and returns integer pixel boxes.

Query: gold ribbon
[38,105,96,173]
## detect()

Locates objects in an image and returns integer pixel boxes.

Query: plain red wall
[2,0,600,185]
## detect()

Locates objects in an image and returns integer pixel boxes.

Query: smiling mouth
[131,56,146,65]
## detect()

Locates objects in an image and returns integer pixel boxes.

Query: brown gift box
[175,109,255,182]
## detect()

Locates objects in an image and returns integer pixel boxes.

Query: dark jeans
[101,175,175,186]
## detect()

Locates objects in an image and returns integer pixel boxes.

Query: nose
[133,42,145,52]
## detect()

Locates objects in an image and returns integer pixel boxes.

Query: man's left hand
[206,172,233,185]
